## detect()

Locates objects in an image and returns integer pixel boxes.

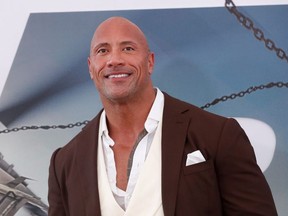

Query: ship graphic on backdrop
[0,152,48,216]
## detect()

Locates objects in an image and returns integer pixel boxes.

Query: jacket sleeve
[216,118,277,215]
[48,148,67,216]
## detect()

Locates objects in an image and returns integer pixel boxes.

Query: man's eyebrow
[120,41,138,46]
[92,42,109,51]
[91,41,139,53]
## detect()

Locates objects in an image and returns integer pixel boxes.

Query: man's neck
[103,88,156,136]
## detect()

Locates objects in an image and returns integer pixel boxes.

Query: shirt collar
[100,88,164,139]
[144,88,164,133]
[100,111,109,140]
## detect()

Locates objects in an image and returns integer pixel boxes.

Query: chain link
[225,0,288,63]
[0,121,89,134]
[0,82,287,134]
[201,81,288,109]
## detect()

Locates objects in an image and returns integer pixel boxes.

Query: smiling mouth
[106,73,130,79]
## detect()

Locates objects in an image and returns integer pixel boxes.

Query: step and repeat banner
[0,1,287,215]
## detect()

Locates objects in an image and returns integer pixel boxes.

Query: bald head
[90,17,150,56]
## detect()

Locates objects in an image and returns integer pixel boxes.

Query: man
[48,17,277,215]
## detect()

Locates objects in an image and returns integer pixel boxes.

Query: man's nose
[107,51,124,67]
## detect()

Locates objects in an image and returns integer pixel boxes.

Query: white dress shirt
[99,88,164,210]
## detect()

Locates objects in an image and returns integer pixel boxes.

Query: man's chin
[102,91,132,104]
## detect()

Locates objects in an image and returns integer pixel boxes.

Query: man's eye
[123,47,135,52]
[97,48,108,54]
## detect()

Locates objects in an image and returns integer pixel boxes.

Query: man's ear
[148,52,155,75]
[88,57,93,79]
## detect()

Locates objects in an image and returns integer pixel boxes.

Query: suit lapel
[161,93,191,216]
[75,114,102,216]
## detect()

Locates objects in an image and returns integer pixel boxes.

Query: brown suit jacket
[48,92,277,216]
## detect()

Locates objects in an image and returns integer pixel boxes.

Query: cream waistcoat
[97,119,164,216]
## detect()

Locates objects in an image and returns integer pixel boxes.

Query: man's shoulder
[52,112,102,160]
[162,91,227,123]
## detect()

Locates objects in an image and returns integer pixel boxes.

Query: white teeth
[108,74,129,78]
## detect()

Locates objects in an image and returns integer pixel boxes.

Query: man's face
[88,18,154,103]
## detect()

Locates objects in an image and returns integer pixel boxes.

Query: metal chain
[225,0,288,63]
[201,81,288,109]
[0,121,89,134]
[0,81,287,134]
